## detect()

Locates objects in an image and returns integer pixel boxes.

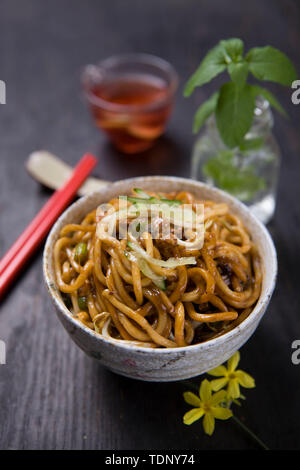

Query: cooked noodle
[54,189,262,348]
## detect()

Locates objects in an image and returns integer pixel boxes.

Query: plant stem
[231,414,269,450]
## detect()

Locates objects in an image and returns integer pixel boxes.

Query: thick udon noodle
[54,190,262,348]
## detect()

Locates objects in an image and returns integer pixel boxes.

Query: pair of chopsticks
[0,153,98,300]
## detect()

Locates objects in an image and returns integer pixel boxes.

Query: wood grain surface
[0,0,299,450]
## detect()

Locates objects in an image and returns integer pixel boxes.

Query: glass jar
[191,98,281,224]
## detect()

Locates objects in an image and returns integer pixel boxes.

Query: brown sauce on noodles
[53,190,262,348]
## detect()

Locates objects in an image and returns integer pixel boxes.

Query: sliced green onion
[78,296,88,311]
[127,241,196,268]
[74,242,88,264]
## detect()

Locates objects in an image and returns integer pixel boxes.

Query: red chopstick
[0,153,98,299]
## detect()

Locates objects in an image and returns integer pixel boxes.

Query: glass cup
[82,54,178,154]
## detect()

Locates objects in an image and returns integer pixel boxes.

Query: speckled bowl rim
[43,176,277,355]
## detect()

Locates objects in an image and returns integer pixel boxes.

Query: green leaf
[193,92,219,133]
[250,84,288,118]
[203,150,266,202]
[239,137,264,151]
[184,44,227,97]
[184,38,245,97]
[246,46,298,86]
[228,62,248,87]
[215,82,255,148]
[220,38,244,62]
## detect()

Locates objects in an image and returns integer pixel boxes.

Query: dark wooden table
[0,0,299,450]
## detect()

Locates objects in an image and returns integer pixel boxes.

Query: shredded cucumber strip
[133,188,152,199]
[127,241,196,268]
[124,249,166,290]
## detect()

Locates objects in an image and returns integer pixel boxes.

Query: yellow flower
[183,379,232,435]
[207,351,255,399]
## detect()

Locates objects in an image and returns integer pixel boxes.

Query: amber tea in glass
[82,54,178,154]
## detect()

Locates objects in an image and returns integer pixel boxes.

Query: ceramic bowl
[43,176,277,382]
